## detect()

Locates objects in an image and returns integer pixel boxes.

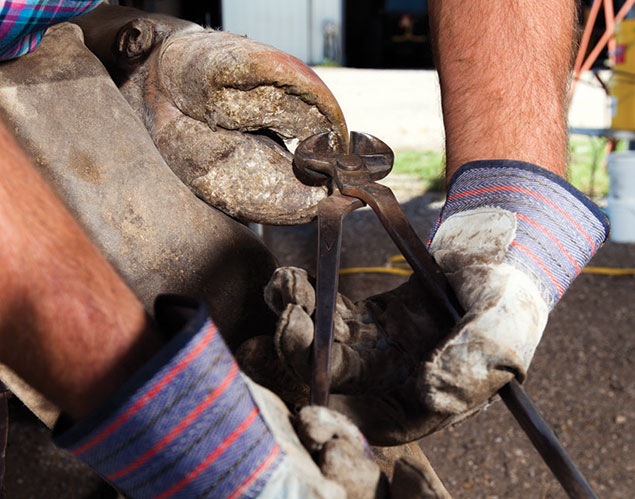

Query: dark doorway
[345,0,433,68]
[180,3,222,29]
[118,1,222,28]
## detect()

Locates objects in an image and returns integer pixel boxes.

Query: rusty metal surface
[295,131,461,319]
[311,193,363,406]
[294,131,598,498]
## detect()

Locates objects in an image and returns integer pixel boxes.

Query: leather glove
[424,161,608,413]
[55,295,444,498]
[263,161,609,446]
[263,266,459,445]
[293,405,451,499]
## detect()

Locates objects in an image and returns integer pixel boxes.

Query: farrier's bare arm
[0,122,164,419]
[428,0,576,180]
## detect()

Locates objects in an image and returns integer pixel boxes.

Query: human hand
[290,404,451,499]
[263,162,608,445]
[262,266,459,446]
[424,160,609,414]
[56,295,445,498]
[252,387,450,499]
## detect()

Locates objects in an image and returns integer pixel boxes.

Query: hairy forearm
[0,122,163,419]
[428,0,576,180]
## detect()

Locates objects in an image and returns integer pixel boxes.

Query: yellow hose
[339,255,635,277]
[387,255,407,265]
[581,266,635,275]
[338,267,412,277]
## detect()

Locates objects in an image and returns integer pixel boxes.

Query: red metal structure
[572,0,635,94]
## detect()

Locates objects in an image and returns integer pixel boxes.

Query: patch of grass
[317,57,340,67]
[568,136,611,200]
[393,150,445,191]
[394,139,613,199]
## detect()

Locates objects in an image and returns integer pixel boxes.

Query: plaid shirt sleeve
[0,0,101,61]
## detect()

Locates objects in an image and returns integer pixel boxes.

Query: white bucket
[607,152,635,242]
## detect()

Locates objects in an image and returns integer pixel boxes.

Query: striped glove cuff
[54,298,283,499]
[429,160,610,309]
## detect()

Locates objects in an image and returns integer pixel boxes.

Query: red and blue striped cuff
[0,0,101,61]
[429,161,610,309]
[54,298,283,498]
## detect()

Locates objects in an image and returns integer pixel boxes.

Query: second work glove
[263,160,609,445]
[424,160,608,413]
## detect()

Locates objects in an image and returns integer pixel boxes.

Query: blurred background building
[119,0,433,67]
[116,1,629,70]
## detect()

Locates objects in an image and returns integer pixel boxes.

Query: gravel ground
[5,400,118,498]
[312,67,611,151]
[312,68,445,151]
[263,187,635,499]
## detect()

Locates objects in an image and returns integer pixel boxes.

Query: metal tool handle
[340,180,463,321]
[501,381,598,498]
[311,194,363,406]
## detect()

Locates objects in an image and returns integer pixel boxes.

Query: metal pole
[500,380,598,499]
[307,0,314,64]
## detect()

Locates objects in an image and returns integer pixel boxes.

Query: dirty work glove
[295,406,452,499]
[52,296,434,498]
[265,161,608,446]
[424,160,609,414]
[264,267,458,445]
